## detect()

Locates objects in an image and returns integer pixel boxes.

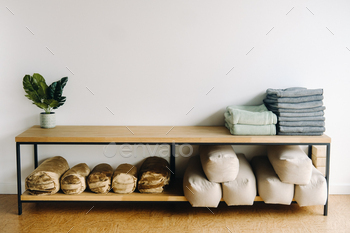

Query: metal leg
[308,145,312,159]
[324,143,331,216]
[16,142,22,215]
[34,143,38,168]
[170,143,176,181]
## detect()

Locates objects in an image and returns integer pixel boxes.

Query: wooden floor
[1,195,350,233]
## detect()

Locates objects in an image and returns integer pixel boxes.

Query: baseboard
[1,183,350,195]
[330,184,350,194]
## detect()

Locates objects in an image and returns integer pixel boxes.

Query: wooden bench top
[15,125,331,144]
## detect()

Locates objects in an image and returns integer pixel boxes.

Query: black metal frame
[16,141,331,216]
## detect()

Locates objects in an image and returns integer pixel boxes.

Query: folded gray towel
[277,111,324,117]
[278,116,325,122]
[266,87,323,98]
[267,106,326,113]
[278,132,324,136]
[278,121,325,127]
[265,95,323,103]
[264,100,323,109]
[278,126,325,133]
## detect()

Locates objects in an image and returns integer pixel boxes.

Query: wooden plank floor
[1,194,350,233]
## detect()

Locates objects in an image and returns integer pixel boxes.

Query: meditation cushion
[138,157,170,193]
[267,145,312,185]
[112,163,138,194]
[294,166,327,207]
[87,163,113,194]
[222,154,256,206]
[25,156,69,195]
[251,156,294,205]
[60,163,90,195]
[183,156,222,208]
[199,145,239,183]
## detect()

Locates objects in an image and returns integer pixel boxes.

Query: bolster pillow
[183,156,222,208]
[268,145,312,185]
[251,156,294,205]
[199,145,239,183]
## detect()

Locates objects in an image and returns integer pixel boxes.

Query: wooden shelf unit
[15,125,331,215]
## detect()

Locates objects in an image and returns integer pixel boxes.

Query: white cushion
[183,156,222,208]
[251,156,294,205]
[294,166,327,207]
[199,145,239,183]
[268,145,312,185]
[222,154,256,206]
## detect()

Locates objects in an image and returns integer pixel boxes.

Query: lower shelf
[21,180,264,202]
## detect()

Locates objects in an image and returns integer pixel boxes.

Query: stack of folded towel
[224,104,277,135]
[263,87,326,136]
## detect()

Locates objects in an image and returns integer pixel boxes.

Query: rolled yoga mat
[87,163,113,194]
[25,156,69,195]
[60,163,90,195]
[138,157,170,193]
[112,163,138,194]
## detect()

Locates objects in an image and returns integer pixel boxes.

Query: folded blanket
[278,121,325,127]
[265,95,323,103]
[277,111,324,117]
[266,87,323,98]
[112,164,137,194]
[278,126,325,133]
[87,163,113,194]
[264,100,323,109]
[225,122,276,135]
[278,116,325,122]
[25,156,69,195]
[138,157,170,193]
[267,106,326,113]
[61,163,90,195]
[225,104,277,125]
[278,132,324,136]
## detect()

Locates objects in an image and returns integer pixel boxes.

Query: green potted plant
[23,73,68,128]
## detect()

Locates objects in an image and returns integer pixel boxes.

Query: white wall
[1,0,349,194]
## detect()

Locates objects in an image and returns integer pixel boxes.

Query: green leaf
[44,99,59,108]
[34,102,48,110]
[47,77,68,109]
[60,77,68,89]
[23,75,41,102]
[33,73,48,98]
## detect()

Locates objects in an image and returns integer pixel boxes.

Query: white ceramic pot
[40,112,56,128]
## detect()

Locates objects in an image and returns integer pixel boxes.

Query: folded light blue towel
[278,116,325,122]
[264,100,323,109]
[267,106,326,113]
[225,122,276,135]
[277,111,324,117]
[278,121,325,127]
[265,95,323,103]
[225,104,277,125]
[278,126,325,133]
[266,87,323,97]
